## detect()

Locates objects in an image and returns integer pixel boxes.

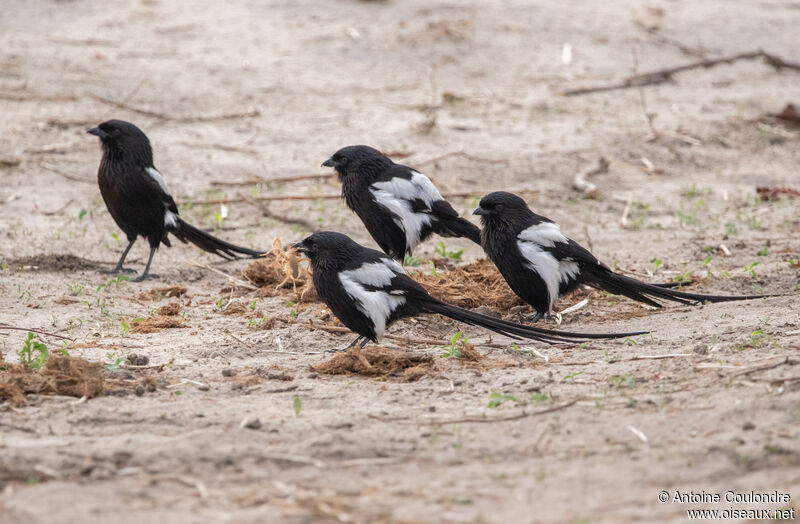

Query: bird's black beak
[87,127,105,138]
[321,157,335,168]
[291,242,308,255]
[473,207,489,216]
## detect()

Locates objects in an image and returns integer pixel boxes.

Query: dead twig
[41,164,94,184]
[0,325,75,342]
[187,260,259,290]
[572,157,609,196]
[210,173,335,186]
[91,94,260,123]
[181,189,527,206]
[415,151,510,168]
[564,50,800,96]
[406,398,580,425]
[244,197,319,232]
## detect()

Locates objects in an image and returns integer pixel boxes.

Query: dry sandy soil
[2,0,800,522]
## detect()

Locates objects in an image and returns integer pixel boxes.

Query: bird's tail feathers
[435,217,482,245]
[422,299,646,345]
[585,267,767,305]
[170,217,263,259]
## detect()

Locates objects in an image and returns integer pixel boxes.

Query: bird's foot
[99,267,136,275]
[323,347,348,354]
[523,312,543,323]
[131,273,158,283]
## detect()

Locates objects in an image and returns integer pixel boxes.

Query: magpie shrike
[474,191,766,321]
[292,231,646,350]
[321,145,481,260]
[88,119,263,282]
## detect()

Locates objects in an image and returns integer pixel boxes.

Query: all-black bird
[292,231,646,350]
[474,191,765,321]
[322,145,481,260]
[88,119,263,282]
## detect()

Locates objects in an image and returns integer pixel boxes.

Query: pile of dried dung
[138,286,188,301]
[244,239,316,301]
[130,316,185,334]
[414,259,523,310]
[0,356,105,406]
[157,302,182,316]
[310,347,436,381]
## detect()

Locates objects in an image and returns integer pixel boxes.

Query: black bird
[322,145,481,260]
[88,119,263,282]
[292,231,646,350]
[474,191,765,321]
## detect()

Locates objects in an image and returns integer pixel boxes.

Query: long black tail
[436,217,482,245]
[170,217,264,259]
[422,299,647,345]
[584,267,766,308]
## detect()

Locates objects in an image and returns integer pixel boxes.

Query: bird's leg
[100,238,137,274]
[325,335,363,354]
[359,337,369,348]
[132,246,157,283]
[523,311,543,323]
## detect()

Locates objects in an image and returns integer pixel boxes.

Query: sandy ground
[2,0,800,522]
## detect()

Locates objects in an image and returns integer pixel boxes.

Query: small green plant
[287,301,297,318]
[1,262,7,271]
[249,299,257,311]
[562,371,584,382]
[105,353,127,371]
[404,254,423,266]
[213,211,225,230]
[66,283,85,296]
[439,331,467,358]
[757,246,768,257]
[434,241,464,261]
[651,258,663,273]
[17,333,50,369]
[673,270,693,284]
[743,261,759,278]
[216,297,225,310]
[78,208,88,220]
[293,396,303,417]
[608,374,636,388]
[120,320,130,337]
[529,393,551,405]
[488,391,521,408]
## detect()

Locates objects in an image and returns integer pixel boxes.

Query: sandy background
[1,0,800,522]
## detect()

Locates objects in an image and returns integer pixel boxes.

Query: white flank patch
[518,222,568,247]
[145,167,172,196]
[370,188,432,252]
[164,210,178,228]
[371,171,443,206]
[339,260,406,340]
[517,240,579,314]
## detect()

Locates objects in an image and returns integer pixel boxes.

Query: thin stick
[409,398,579,425]
[91,94,260,123]
[0,325,75,342]
[180,189,529,206]
[223,330,254,348]
[415,151,510,167]
[210,173,335,186]
[187,260,259,290]
[564,50,800,96]
[572,157,609,196]
[244,197,319,232]
[632,353,692,360]
[41,163,95,184]
[729,356,791,377]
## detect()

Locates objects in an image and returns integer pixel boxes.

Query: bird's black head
[293,231,361,269]
[88,119,153,164]
[321,145,393,182]
[473,191,532,224]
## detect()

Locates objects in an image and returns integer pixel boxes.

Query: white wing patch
[145,167,172,196]
[164,210,178,228]
[517,223,580,313]
[518,222,568,247]
[339,260,407,340]
[370,171,444,252]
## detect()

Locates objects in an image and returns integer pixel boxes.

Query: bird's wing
[337,254,417,339]
[143,166,180,226]
[515,221,600,309]
[371,165,452,214]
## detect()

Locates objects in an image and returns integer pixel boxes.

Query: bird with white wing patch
[474,191,767,322]
[293,231,647,352]
[322,145,482,260]
[88,119,264,281]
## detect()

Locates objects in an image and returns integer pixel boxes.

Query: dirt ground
[2,0,800,522]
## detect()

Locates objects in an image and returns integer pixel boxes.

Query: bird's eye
[495,204,504,211]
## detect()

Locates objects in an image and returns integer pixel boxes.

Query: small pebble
[221,368,235,377]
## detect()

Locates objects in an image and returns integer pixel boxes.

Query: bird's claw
[131,273,157,283]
